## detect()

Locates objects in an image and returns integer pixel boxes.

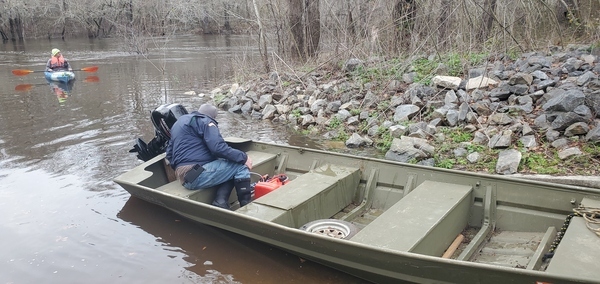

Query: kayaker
[165,103,253,210]
[46,48,73,72]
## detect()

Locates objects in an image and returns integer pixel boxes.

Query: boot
[234,178,253,207]
[211,180,234,209]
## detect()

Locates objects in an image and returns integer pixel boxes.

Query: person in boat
[46,48,73,72]
[165,103,253,209]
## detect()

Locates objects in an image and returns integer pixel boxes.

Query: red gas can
[253,174,289,199]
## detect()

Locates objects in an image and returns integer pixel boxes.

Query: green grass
[519,150,562,174]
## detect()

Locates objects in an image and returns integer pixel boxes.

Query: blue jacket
[165,112,247,169]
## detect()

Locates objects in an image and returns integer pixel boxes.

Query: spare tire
[299,219,359,239]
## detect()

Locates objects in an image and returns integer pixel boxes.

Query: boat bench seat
[237,164,361,228]
[155,151,278,203]
[349,181,473,257]
[546,197,600,279]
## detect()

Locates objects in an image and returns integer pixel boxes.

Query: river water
[0,36,369,283]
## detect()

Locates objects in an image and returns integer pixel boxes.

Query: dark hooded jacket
[165,112,247,169]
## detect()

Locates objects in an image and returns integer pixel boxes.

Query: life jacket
[49,55,67,69]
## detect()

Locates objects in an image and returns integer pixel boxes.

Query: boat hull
[44,71,75,84]
[115,139,600,284]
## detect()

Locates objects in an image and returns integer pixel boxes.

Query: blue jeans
[183,158,250,190]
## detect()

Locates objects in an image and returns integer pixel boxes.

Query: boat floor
[470,230,545,269]
[335,205,550,271]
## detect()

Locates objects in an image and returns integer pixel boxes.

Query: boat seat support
[457,185,496,261]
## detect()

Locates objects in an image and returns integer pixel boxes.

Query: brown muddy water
[0,36,370,284]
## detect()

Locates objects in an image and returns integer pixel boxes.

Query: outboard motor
[129,103,188,161]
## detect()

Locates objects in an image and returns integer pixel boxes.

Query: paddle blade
[15,84,34,91]
[84,75,100,82]
[12,69,34,76]
[80,66,99,72]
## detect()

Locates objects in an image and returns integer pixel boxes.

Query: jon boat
[114,138,600,284]
[44,70,75,84]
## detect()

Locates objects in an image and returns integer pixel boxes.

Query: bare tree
[305,0,320,58]
[253,0,270,72]
[288,0,304,60]
[479,0,497,42]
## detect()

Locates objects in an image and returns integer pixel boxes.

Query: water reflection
[48,79,74,105]
[118,197,368,283]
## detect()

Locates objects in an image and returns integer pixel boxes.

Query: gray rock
[496,149,522,175]
[542,89,585,112]
[564,122,590,137]
[389,125,408,137]
[509,73,534,85]
[385,137,431,162]
[454,148,468,157]
[300,114,315,126]
[558,147,583,160]
[446,110,460,126]
[519,135,538,148]
[546,129,561,142]
[393,104,420,122]
[551,138,569,149]
[586,126,600,142]
[488,130,513,148]
[258,94,273,108]
[577,71,598,86]
[551,112,586,131]
[261,104,277,120]
[344,58,363,72]
[310,99,328,114]
[489,113,513,125]
[345,133,373,148]
[467,152,480,163]
[531,70,549,80]
[334,109,352,122]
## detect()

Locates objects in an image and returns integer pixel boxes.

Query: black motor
[129,103,188,161]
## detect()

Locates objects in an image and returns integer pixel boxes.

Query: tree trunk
[252,0,270,72]
[438,0,451,48]
[224,2,232,33]
[392,0,415,53]
[479,0,497,42]
[268,0,285,54]
[288,0,304,60]
[305,0,320,58]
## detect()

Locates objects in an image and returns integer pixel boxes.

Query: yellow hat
[52,48,61,56]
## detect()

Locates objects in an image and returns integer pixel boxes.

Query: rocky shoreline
[202,44,600,178]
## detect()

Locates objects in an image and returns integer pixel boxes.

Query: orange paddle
[12,66,99,76]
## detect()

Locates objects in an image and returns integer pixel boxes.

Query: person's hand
[245,156,253,170]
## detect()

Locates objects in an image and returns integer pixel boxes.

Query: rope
[573,206,600,237]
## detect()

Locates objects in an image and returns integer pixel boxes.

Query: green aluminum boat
[114,138,600,284]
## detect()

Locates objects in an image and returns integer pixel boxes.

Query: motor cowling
[129,103,188,161]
